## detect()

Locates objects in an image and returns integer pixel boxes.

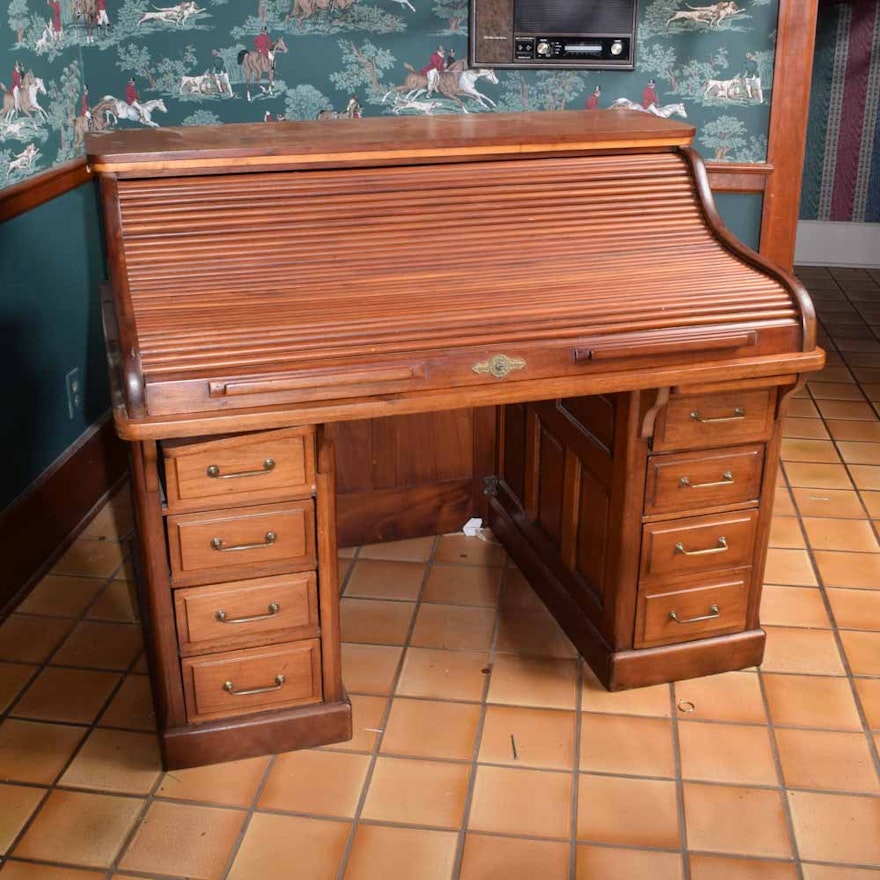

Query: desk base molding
[161,698,352,770]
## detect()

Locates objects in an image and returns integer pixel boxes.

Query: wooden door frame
[759,0,820,270]
[705,0,819,271]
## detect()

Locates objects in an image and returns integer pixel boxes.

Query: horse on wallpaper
[99,96,168,127]
[1,72,48,122]
[383,63,498,112]
[424,68,499,111]
[610,98,688,119]
[72,0,98,44]
[238,37,288,101]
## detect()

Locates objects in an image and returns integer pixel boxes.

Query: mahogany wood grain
[745,383,797,631]
[0,158,91,223]
[162,426,315,513]
[652,388,776,452]
[166,500,316,587]
[608,629,765,691]
[161,698,351,769]
[316,430,344,703]
[174,572,319,656]
[704,162,772,194]
[336,479,474,548]
[639,510,759,582]
[110,349,825,442]
[181,638,323,723]
[644,445,765,516]
[131,440,187,728]
[87,111,695,175]
[634,571,750,649]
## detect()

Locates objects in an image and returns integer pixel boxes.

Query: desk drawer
[640,510,758,581]
[175,572,319,656]
[163,427,315,513]
[644,445,765,516]
[181,640,322,723]
[167,501,316,586]
[635,572,749,648]
[653,389,775,452]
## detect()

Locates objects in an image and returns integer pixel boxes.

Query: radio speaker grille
[514,0,635,34]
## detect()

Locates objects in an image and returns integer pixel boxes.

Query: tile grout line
[333,534,442,880]
[448,556,507,880]
[667,680,691,880]
[218,752,282,880]
[567,656,584,880]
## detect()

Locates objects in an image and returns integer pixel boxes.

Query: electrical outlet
[66,368,83,419]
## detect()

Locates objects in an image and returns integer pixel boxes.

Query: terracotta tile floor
[1,265,879,879]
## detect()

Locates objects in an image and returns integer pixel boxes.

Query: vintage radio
[470,0,638,68]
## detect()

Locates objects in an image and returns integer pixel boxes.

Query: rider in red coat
[642,79,658,109]
[47,0,62,39]
[420,45,445,76]
[125,76,144,121]
[254,27,274,67]
[585,85,601,110]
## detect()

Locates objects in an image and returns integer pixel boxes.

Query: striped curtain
[801,0,880,222]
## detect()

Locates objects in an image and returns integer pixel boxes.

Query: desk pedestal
[130,381,787,767]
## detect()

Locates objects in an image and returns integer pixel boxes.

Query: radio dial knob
[610,40,624,56]
[536,40,550,57]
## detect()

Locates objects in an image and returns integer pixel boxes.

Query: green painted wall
[714,191,762,251]
[0,182,108,509]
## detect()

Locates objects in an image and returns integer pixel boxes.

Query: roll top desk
[87,111,824,768]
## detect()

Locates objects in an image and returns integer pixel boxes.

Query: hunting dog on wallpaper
[666,1,743,28]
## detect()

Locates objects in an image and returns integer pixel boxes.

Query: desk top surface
[87,110,695,176]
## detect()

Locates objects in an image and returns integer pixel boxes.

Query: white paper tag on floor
[462,517,483,537]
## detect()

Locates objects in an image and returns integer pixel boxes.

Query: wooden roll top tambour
[88,111,822,439]
[89,112,825,767]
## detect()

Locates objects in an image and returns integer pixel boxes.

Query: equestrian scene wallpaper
[1,0,779,188]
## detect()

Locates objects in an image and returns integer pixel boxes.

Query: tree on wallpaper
[2,0,781,186]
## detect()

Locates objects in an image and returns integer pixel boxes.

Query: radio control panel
[514,36,631,63]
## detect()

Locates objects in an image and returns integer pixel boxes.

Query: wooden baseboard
[0,415,128,614]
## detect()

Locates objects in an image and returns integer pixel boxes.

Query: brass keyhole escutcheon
[472,354,526,379]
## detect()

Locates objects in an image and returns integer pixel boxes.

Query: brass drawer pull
[679,471,734,489]
[674,536,728,556]
[211,531,277,552]
[215,602,281,624]
[689,407,745,424]
[206,458,276,479]
[223,674,285,696]
[669,604,720,624]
